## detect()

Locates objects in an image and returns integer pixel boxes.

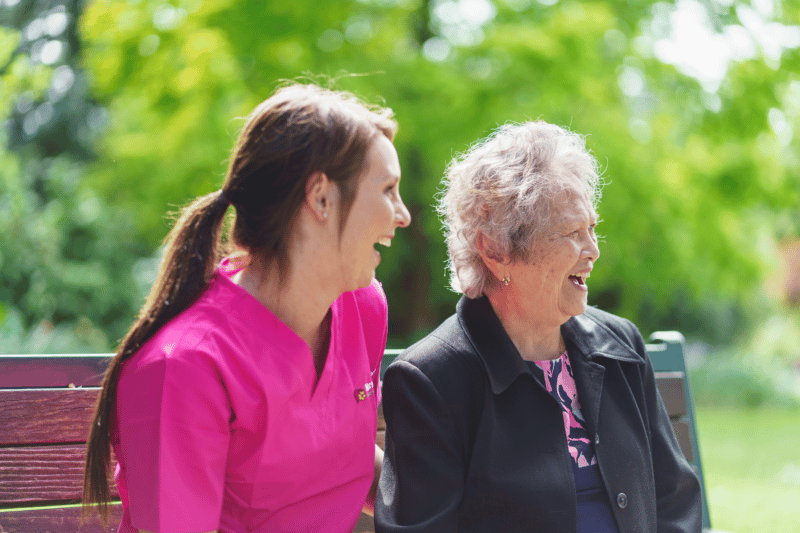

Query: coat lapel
[565,343,605,438]
[561,310,642,437]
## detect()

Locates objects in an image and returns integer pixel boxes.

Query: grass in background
[696,407,800,532]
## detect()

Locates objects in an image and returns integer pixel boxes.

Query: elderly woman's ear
[476,232,511,285]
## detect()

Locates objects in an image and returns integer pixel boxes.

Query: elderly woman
[375,121,702,532]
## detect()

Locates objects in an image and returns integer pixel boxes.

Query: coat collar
[457,296,642,395]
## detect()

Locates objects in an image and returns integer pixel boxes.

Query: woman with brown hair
[83,83,411,533]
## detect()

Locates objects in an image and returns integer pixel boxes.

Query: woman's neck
[486,290,565,362]
[232,254,336,370]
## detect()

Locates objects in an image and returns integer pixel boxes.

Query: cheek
[535,253,564,278]
[361,195,387,224]
[380,197,395,221]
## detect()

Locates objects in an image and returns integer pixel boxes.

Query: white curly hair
[438,121,603,298]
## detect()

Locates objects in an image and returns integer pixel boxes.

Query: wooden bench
[645,331,727,533]
[0,354,120,532]
[1,333,720,532]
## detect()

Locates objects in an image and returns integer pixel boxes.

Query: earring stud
[501,276,510,286]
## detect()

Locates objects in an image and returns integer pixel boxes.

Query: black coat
[375,296,702,533]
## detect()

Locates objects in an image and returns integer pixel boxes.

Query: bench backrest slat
[0,504,122,532]
[653,372,687,419]
[652,373,693,462]
[0,444,117,504]
[669,420,694,463]
[0,355,113,388]
[0,389,100,446]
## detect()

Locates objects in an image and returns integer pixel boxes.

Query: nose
[394,196,411,228]
[582,232,599,261]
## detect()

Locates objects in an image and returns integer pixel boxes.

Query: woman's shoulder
[574,306,648,359]
[391,314,485,389]
[125,313,228,376]
[123,281,252,376]
[581,305,637,332]
[333,279,388,368]
[336,278,387,321]
[383,315,486,438]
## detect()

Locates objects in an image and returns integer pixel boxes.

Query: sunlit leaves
[13,0,798,345]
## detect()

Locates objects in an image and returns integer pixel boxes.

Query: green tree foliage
[2,0,799,350]
[1,1,153,351]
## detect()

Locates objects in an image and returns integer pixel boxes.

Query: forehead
[549,182,597,228]
[363,135,400,180]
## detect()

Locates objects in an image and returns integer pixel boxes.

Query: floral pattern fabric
[534,352,597,468]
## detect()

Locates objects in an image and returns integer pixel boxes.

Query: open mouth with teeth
[373,237,392,264]
[569,275,587,288]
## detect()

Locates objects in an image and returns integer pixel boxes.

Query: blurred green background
[1,0,799,529]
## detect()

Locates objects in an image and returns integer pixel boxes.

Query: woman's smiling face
[505,178,600,326]
[336,135,411,291]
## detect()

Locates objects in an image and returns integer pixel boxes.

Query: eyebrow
[554,212,597,231]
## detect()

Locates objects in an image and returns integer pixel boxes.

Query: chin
[563,302,588,318]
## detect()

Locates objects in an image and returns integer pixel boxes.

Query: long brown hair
[82,83,397,522]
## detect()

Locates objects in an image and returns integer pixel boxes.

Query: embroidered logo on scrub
[354,380,375,402]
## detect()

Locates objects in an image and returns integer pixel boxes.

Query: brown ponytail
[82,190,229,521]
[83,83,397,524]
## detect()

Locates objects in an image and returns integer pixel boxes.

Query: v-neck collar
[310,303,338,402]
[215,259,340,403]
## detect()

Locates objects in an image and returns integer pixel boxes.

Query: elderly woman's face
[506,179,599,325]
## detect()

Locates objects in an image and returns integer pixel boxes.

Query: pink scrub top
[112,258,386,532]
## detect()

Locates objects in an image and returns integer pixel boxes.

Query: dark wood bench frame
[1,332,722,532]
[0,354,120,532]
